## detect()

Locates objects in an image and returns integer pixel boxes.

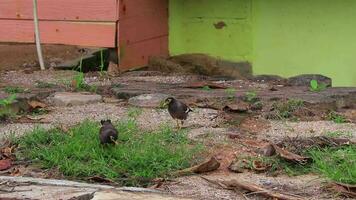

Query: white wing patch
[185,107,192,113]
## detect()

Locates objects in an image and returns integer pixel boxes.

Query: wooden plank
[118,0,169,70]
[119,13,168,44]
[40,21,116,47]
[119,0,167,18]
[0,20,116,47]
[0,0,118,21]
[0,20,34,43]
[119,36,168,71]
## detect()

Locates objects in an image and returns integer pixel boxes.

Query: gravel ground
[0,70,77,87]
[259,120,356,142]
[164,172,330,200]
[0,103,223,139]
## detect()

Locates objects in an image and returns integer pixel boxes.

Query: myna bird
[164,97,193,129]
[99,119,118,145]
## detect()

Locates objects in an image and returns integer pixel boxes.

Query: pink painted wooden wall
[0,0,169,71]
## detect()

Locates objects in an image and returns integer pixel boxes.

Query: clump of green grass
[71,72,97,93]
[271,99,304,120]
[326,131,352,138]
[309,80,327,92]
[13,120,203,186]
[0,94,17,120]
[4,86,26,94]
[247,144,356,184]
[201,86,212,91]
[225,87,236,100]
[327,111,346,123]
[127,107,142,119]
[243,91,263,110]
[308,145,356,184]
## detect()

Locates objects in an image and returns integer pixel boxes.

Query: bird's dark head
[164,97,175,106]
[100,119,112,126]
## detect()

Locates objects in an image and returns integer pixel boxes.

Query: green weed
[225,88,236,100]
[0,94,17,120]
[4,86,26,94]
[327,111,346,123]
[308,145,356,184]
[127,107,143,119]
[326,131,352,138]
[13,120,203,186]
[271,99,304,119]
[201,86,212,91]
[72,72,97,93]
[244,91,258,103]
[309,80,327,92]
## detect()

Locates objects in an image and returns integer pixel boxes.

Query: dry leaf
[272,144,309,164]
[28,100,47,109]
[0,159,12,171]
[172,157,220,176]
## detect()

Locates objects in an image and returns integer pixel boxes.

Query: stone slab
[50,92,102,106]
[128,93,170,108]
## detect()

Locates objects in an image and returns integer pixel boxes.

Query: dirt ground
[0,46,355,199]
[0,44,83,72]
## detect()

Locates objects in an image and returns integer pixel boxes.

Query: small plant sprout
[202,86,212,91]
[4,86,27,94]
[309,79,327,92]
[0,94,17,120]
[327,111,347,123]
[244,91,258,103]
[225,87,237,100]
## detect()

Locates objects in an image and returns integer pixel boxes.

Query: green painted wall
[169,0,356,86]
[169,0,253,62]
[252,0,356,87]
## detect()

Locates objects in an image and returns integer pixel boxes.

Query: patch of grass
[309,80,327,92]
[272,99,304,119]
[13,120,203,186]
[225,87,236,100]
[35,81,57,88]
[308,145,356,184]
[249,144,356,185]
[0,94,17,120]
[4,86,26,94]
[201,86,212,91]
[244,91,258,103]
[326,131,352,138]
[327,111,346,124]
[127,107,143,119]
[72,72,97,93]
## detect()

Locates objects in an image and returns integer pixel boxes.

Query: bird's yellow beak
[161,100,169,108]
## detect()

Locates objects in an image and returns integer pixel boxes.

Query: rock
[50,92,102,106]
[287,74,332,87]
[251,75,286,83]
[223,101,250,113]
[128,93,170,108]
[111,88,145,100]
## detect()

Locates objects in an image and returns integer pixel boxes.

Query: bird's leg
[180,120,184,129]
[176,119,180,130]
